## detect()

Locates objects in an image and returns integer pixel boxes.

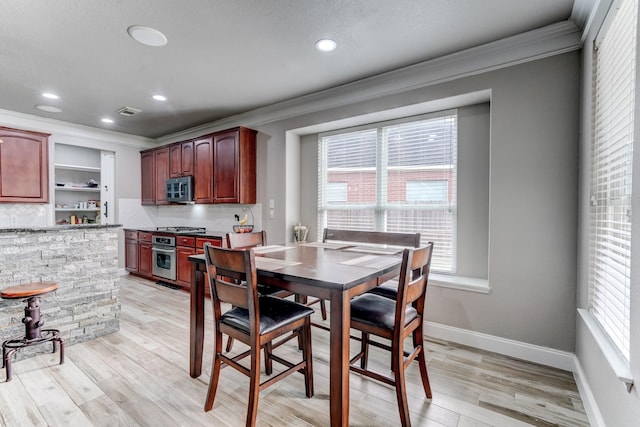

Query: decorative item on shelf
[86,179,99,188]
[293,223,308,242]
[233,207,254,233]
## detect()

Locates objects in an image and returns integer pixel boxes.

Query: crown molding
[0,108,154,149]
[157,20,583,144]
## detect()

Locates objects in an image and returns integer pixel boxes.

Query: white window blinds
[589,0,637,362]
[318,112,457,272]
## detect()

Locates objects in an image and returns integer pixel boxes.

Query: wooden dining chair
[225,231,294,352]
[203,243,314,426]
[312,228,422,318]
[348,243,434,427]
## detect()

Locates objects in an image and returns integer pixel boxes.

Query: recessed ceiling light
[101,118,114,124]
[152,94,167,101]
[35,105,62,113]
[127,25,168,47]
[315,38,337,52]
[42,93,59,100]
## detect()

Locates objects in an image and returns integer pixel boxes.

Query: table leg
[190,262,205,378]
[329,289,350,427]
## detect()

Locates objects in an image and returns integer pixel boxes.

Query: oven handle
[152,247,176,254]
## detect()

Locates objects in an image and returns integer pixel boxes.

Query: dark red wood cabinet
[193,135,214,204]
[124,230,139,273]
[140,151,155,205]
[154,146,170,205]
[170,140,194,178]
[213,127,257,204]
[0,126,50,203]
[137,232,153,278]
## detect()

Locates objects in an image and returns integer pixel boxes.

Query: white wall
[575,0,640,424]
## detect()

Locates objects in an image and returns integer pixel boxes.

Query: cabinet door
[154,146,170,205]
[138,243,153,277]
[212,129,239,203]
[141,151,155,205]
[176,245,196,288]
[213,127,256,204]
[193,135,214,203]
[0,127,50,203]
[181,141,194,176]
[125,239,139,272]
[169,143,182,178]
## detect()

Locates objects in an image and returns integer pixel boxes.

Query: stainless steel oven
[152,235,176,281]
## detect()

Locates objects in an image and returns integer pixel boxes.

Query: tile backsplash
[118,199,262,231]
[0,204,51,228]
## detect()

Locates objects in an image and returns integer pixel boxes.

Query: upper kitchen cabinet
[212,127,256,204]
[141,150,155,205]
[0,126,49,203]
[193,134,214,203]
[169,140,194,178]
[141,146,170,205]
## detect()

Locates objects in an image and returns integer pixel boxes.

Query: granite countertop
[0,224,122,233]
[126,227,228,239]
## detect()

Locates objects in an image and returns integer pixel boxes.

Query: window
[318,111,457,273]
[589,0,637,362]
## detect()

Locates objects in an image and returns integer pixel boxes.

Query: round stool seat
[1,282,58,299]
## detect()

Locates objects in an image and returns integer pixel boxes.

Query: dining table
[188,242,403,427]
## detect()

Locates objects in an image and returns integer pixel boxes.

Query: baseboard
[424,321,575,371]
[118,268,129,276]
[572,355,605,427]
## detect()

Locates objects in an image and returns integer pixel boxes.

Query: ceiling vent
[115,106,142,117]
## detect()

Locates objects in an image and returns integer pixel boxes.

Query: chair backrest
[226,230,267,249]
[204,243,259,318]
[395,243,434,324]
[323,228,420,248]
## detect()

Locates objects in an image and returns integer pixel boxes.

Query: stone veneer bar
[0,225,121,362]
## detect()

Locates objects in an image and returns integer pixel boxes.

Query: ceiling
[1,0,578,139]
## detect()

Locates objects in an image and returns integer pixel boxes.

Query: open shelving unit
[54,146,102,225]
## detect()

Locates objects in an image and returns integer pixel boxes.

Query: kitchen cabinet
[195,237,223,254]
[170,140,194,178]
[141,146,170,205]
[141,151,155,205]
[193,135,214,203]
[176,235,196,288]
[138,231,153,278]
[0,126,49,203]
[124,230,139,272]
[213,127,257,204]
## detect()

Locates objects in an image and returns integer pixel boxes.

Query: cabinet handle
[104,201,108,218]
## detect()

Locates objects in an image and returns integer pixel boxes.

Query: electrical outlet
[269,209,274,219]
[10,214,17,225]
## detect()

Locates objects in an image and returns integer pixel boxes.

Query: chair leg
[225,336,234,352]
[319,299,327,320]
[301,320,314,398]
[204,331,224,411]
[392,338,411,427]
[264,342,273,375]
[414,329,432,399]
[360,332,369,369]
[246,348,261,426]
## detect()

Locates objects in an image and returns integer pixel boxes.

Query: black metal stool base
[2,329,64,382]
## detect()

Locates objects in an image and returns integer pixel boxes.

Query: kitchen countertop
[0,224,122,233]
[126,228,227,239]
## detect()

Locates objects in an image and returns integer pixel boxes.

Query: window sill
[430,274,490,293]
[578,308,634,392]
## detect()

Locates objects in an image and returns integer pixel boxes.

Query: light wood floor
[0,275,590,426]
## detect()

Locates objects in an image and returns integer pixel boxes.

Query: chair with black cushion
[203,243,314,426]
[225,231,294,352]
[349,243,434,427]
[314,228,422,317]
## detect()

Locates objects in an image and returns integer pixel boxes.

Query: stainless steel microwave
[166,176,194,203]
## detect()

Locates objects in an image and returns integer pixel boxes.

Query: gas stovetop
[155,226,206,234]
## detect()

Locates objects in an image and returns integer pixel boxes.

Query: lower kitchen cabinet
[176,235,196,288]
[138,232,153,278]
[124,230,139,272]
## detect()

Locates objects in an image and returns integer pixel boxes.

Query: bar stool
[1,282,64,382]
